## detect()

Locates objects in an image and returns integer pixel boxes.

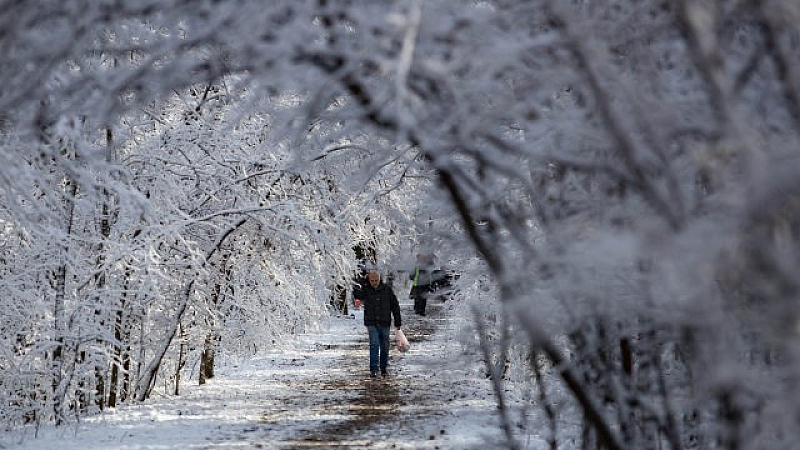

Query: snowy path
[5,298,521,450]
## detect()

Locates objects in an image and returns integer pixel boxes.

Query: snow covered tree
[3,1,800,448]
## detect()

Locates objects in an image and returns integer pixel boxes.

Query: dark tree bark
[51,177,78,425]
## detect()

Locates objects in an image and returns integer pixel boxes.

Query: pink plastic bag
[395,329,410,353]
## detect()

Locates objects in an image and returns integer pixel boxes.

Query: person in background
[360,269,402,378]
[409,253,445,316]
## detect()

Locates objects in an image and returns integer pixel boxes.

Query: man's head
[367,270,381,288]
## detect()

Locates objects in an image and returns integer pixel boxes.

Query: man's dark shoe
[380,368,388,377]
[370,370,377,379]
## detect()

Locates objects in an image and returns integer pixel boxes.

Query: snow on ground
[2,297,550,449]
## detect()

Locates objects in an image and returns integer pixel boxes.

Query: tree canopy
[2,1,800,448]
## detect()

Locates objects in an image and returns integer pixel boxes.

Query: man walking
[358,269,402,378]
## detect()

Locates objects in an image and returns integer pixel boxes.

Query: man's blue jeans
[367,325,390,373]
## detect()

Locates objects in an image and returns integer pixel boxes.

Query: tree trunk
[174,323,187,395]
[121,333,131,403]
[51,177,78,425]
[133,304,147,401]
[108,273,132,408]
[108,344,121,408]
[107,278,125,408]
[199,333,217,384]
[95,125,116,409]
[200,271,226,385]
[50,264,67,424]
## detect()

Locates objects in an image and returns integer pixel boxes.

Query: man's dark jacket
[361,282,402,328]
